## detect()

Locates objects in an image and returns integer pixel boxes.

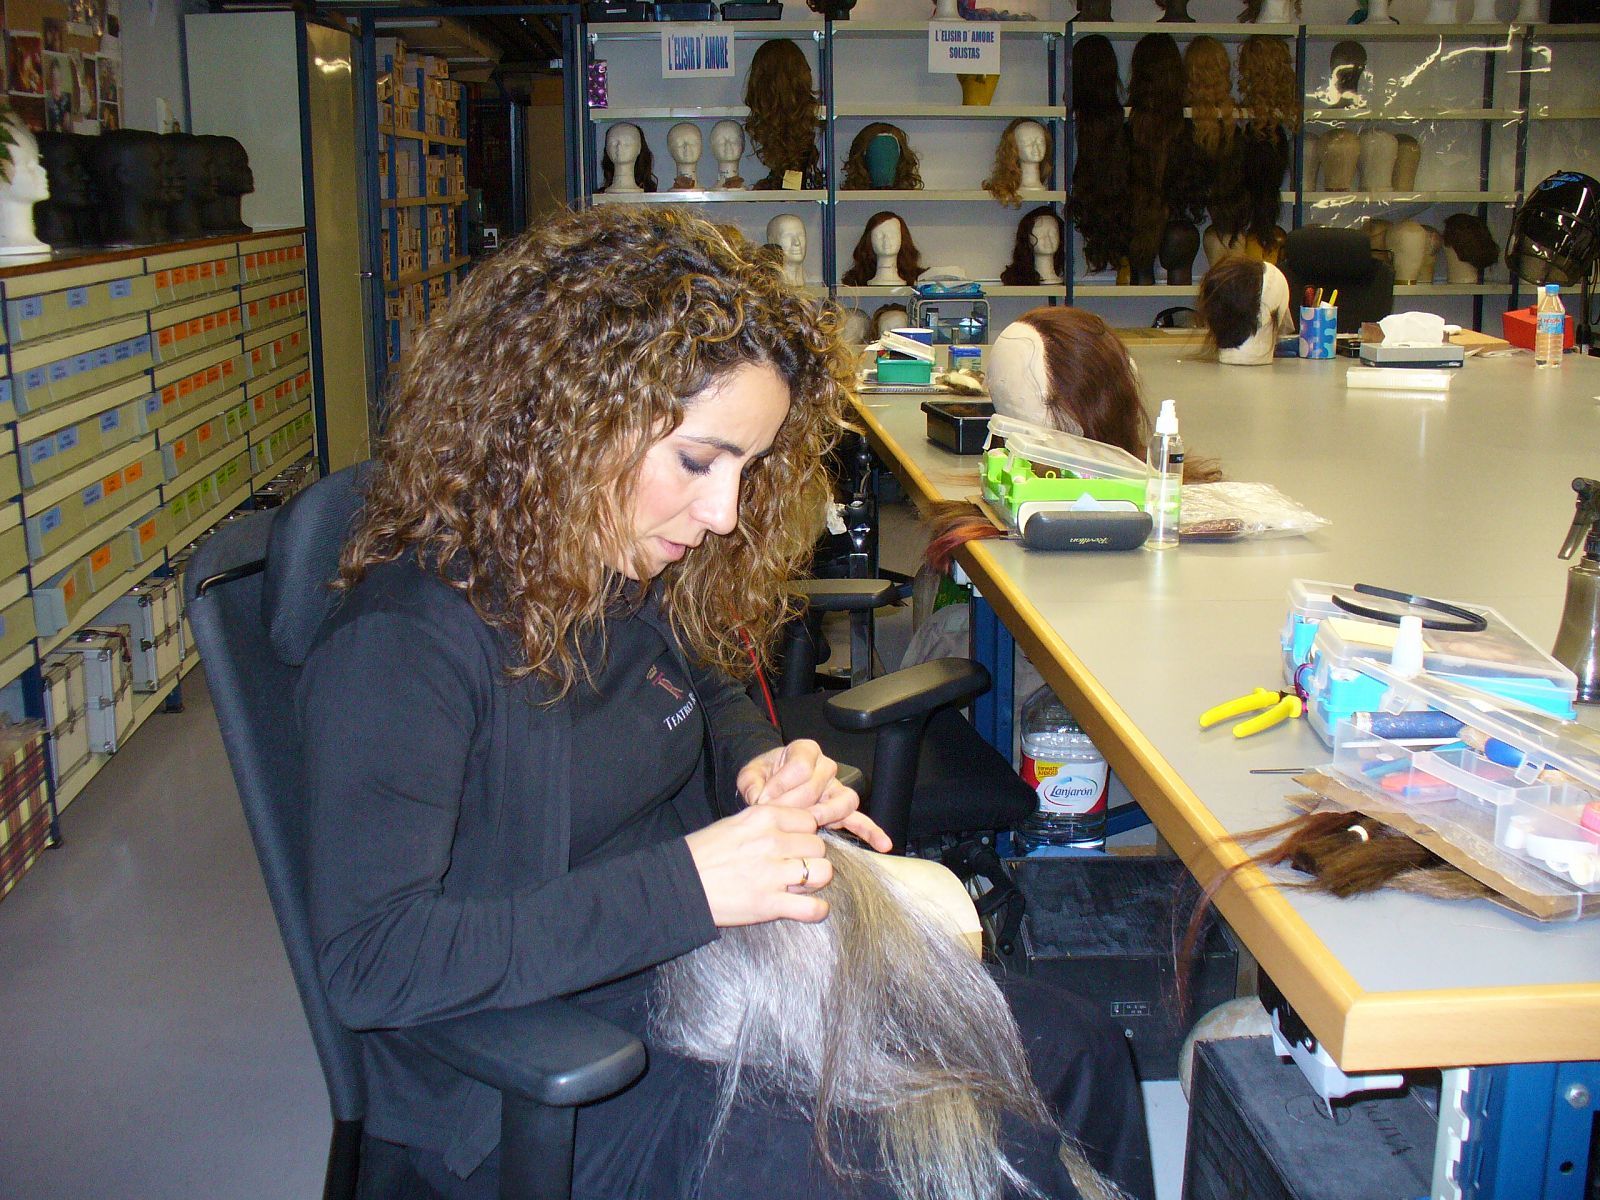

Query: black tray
[921,398,993,456]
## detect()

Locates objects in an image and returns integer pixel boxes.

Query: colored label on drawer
[91,545,111,571]
[40,507,61,534]
[102,471,122,496]
[19,296,42,320]
[57,426,78,452]
[81,481,104,507]
[29,440,55,465]
[99,410,121,434]
[124,460,144,485]
[109,278,134,300]
[66,287,89,309]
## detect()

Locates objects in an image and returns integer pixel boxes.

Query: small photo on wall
[11,94,45,133]
[79,54,97,113]
[99,100,117,130]
[97,54,117,107]
[42,18,65,53]
[44,50,73,132]
[8,33,43,97]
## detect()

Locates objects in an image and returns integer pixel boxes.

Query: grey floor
[0,494,1188,1200]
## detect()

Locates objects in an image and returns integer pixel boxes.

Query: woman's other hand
[685,804,832,925]
[736,739,892,852]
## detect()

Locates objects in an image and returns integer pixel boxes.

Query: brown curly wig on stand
[1000,207,1066,286]
[1126,33,1185,285]
[841,122,924,190]
[840,211,926,287]
[339,204,855,695]
[983,117,1054,209]
[744,39,822,190]
[1068,34,1131,274]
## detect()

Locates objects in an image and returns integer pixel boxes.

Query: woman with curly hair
[743,39,822,189]
[303,206,1150,1198]
[840,122,923,191]
[983,117,1053,208]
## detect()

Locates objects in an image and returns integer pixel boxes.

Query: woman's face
[1013,122,1046,164]
[869,218,901,258]
[606,124,641,165]
[1028,215,1061,255]
[618,362,791,581]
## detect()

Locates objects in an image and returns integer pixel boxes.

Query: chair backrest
[184,464,371,1124]
[1152,306,1199,330]
[1281,225,1396,333]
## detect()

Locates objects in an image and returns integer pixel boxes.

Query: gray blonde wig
[652,834,1122,1200]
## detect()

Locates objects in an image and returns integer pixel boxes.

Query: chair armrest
[787,578,899,613]
[396,998,647,1109]
[824,658,991,732]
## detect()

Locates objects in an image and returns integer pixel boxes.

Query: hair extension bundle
[924,500,1005,573]
[1068,35,1131,273]
[652,832,1126,1200]
[1183,36,1235,160]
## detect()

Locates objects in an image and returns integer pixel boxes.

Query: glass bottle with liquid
[1015,685,1109,852]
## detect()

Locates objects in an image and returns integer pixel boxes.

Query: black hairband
[1330,583,1489,633]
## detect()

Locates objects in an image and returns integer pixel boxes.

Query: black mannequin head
[87,129,179,245]
[34,131,97,246]
[197,135,253,233]
[1158,219,1201,285]
[167,134,219,238]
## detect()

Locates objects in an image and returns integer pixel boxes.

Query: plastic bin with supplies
[996,852,1239,1080]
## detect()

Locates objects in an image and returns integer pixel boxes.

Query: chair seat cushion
[774,694,1036,839]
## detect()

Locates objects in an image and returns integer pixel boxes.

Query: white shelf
[1305,22,1519,37]
[586,19,823,36]
[833,188,1066,202]
[833,104,1063,120]
[841,19,1061,35]
[1088,21,1298,36]
[1301,190,1517,205]
[1305,108,1523,122]
[590,105,750,120]
[1073,284,1200,298]
[591,189,827,204]
[1394,282,1514,295]
[1529,108,1600,120]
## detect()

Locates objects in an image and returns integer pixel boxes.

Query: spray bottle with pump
[1553,477,1600,703]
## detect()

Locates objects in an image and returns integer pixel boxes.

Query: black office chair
[185,464,646,1200]
[769,580,1036,859]
[1280,225,1396,334]
[1153,306,1200,329]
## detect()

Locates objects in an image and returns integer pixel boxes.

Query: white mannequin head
[1389,219,1430,283]
[1012,121,1047,165]
[604,122,644,193]
[874,305,909,339]
[710,119,744,186]
[766,214,807,286]
[667,122,701,171]
[0,116,51,255]
[1028,213,1061,256]
[987,321,1053,427]
[870,217,902,258]
[841,306,873,345]
[1217,261,1291,367]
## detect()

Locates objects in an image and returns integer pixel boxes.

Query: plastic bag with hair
[744,40,822,190]
[653,832,1125,1200]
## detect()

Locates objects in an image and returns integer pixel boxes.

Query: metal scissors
[1200,686,1305,738]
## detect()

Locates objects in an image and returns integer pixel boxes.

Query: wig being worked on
[744,39,822,190]
[1196,256,1266,352]
[842,122,924,191]
[1001,207,1066,286]
[1067,35,1131,273]
[840,211,926,287]
[653,832,1125,1200]
[601,128,658,194]
[983,117,1055,209]
[339,204,854,696]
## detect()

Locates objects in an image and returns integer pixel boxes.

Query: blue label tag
[41,507,61,534]
[143,394,160,417]
[112,341,130,362]
[133,335,151,356]
[81,481,104,507]
[0,380,11,403]
[66,287,89,309]
[58,427,79,452]
[20,296,42,320]
[29,440,55,464]
[23,369,46,391]
[99,410,121,434]
[49,360,73,383]
[73,352,94,375]
[108,279,134,301]
[95,347,113,368]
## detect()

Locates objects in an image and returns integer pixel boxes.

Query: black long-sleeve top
[297,555,782,1175]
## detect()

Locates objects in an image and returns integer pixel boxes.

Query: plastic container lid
[986,414,1148,482]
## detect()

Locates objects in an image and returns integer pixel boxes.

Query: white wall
[120,0,189,133]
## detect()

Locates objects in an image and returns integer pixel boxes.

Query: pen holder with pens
[1298,306,1338,359]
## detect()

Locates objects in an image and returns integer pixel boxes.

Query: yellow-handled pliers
[1200,687,1305,738]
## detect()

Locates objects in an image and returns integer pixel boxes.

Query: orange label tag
[63,578,77,602]
[103,472,122,495]
[161,386,177,406]
[207,366,221,385]
[174,441,188,459]
[200,261,215,278]
[125,461,144,483]
[158,328,174,347]
[139,520,157,543]
[197,424,213,443]
[91,546,111,571]
[155,270,171,288]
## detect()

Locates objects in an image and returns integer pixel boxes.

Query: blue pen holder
[1298,306,1337,359]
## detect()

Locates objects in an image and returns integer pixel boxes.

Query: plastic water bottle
[1535,284,1566,369]
[1015,685,1109,852]
[1144,399,1184,550]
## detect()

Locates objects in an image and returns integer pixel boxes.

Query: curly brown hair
[1238,35,1299,136]
[840,212,925,287]
[983,118,1054,208]
[744,40,821,190]
[841,123,923,191]
[340,205,854,695]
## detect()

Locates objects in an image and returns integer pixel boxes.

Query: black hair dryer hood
[1507,171,1600,287]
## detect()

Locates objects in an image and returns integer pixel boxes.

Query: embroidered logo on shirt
[648,665,698,731]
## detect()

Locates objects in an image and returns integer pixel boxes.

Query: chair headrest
[1283,226,1376,285]
[262,462,373,666]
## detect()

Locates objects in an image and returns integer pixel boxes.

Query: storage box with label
[72,629,134,754]
[20,417,97,489]
[40,652,89,788]
[0,590,38,662]
[24,492,86,561]
[126,505,172,564]
[100,583,180,693]
[86,531,133,594]
[997,854,1240,1080]
[0,525,27,579]
[0,720,51,902]
[33,559,90,636]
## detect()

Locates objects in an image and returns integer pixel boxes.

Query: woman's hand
[736,739,893,852]
[685,804,833,925]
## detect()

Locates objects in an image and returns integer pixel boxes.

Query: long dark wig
[840,212,926,287]
[1125,34,1185,277]
[744,40,821,189]
[1068,34,1131,274]
[600,124,658,194]
[1000,207,1066,286]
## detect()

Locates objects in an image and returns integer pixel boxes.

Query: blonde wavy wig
[1183,36,1235,158]
[340,205,854,695]
[983,118,1054,209]
[1237,35,1299,136]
